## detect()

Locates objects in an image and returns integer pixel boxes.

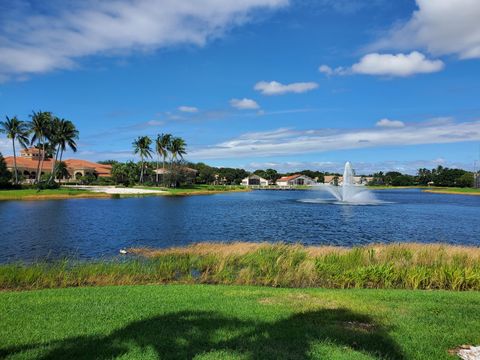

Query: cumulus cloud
[319,51,444,77]
[0,0,288,81]
[178,106,199,113]
[230,98,260,110]
[254,81,318,95]
[373,0,480,59]
[376,118,405,128]
[189,118,480,159]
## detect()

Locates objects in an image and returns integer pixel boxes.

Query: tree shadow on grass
[1,309,404,359]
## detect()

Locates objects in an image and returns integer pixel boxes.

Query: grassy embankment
[0,188,110,201]
[422,187,480,195]
[367,185,480,195]
[1,284,479,359]
[2,243,480,291]
[0,185,249,200]
[138,184,249,196]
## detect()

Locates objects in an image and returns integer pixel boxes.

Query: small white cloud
[376,118,405,128]
[254,81,318,95]
[318,65,334,76]
[230,98,260,110]
[178,106,198,113]
[320,52,444,77]
[146,120,164,126]
[351,52,444,77]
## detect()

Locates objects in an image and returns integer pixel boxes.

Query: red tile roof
[4,156,51,168]
[4,156,112,177]
[277,174,302,182]
[64,159,112,177]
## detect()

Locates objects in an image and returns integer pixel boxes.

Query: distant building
[323,175,371,185]
[323,175,341,185]
[276,174,316,187]
[475,173,480,188]
[241,174,269,187]
[5,148,111,182]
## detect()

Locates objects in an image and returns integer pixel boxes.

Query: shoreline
[422,189,480,196]
[0,186,250,201]
[2,242,479,291]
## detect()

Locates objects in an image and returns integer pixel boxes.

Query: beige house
[241,174,269,186]
[5,148,112,182]
[323,175,372,185]
[276,174,316,187]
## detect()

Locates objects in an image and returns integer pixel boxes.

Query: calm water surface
[0,189,479,263]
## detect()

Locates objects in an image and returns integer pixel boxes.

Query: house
[4,147,112,182]
[241,174,269,186]
[276,174,316,187]
[323,175,372,185]
[323,175,342,185]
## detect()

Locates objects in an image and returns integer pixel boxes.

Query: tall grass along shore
[2,242,480,291]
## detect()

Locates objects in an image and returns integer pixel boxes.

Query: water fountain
[302,162,381,205]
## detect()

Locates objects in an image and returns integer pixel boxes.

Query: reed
[1,242,480,291]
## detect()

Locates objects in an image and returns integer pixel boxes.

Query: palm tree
[0,116,30,184]
[133,136,153,183]
[169,137,187,163]
[49,118,79,182]
[29,111,53,182]
[155,133,172,185]
[54,161,70,181]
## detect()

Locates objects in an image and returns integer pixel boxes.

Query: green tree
[0,116,30,184]
[55,161,70,180]
[133,136,153,183]
[456,172,474,188]
[48,118,79,182]
[169,137,187,163]
[155,133,172,185]
[0,152,12,187]
[29,111,53,183]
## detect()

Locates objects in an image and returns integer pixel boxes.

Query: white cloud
[320,52,444,77]
[189,118,480,159]
[375,118,405,128]
[318,65,334,76]
[230,98,260,110]
[374,0,480,59]
[178,106,199,113]
[0,0,288,81]
[254,81,318,95]
[351,52,444,76]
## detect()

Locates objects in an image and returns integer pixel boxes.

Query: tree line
[0,111,78,186]
[369,166,475,187]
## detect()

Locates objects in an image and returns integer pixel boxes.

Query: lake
[0,189,479,263]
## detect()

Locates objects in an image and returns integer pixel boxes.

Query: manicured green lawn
[138,184,249,195]
[0,285,478,359]
[0,188,101,200]
[423,187,480,195]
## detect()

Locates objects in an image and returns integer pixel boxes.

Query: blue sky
[1,0,480,174]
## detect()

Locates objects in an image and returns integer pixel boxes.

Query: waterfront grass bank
[0,188,110,201]
[0,284,479,359]
[422,187,480,195]
[2,242,480,291]
[0,185,249,200]
[137,184,249,195]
